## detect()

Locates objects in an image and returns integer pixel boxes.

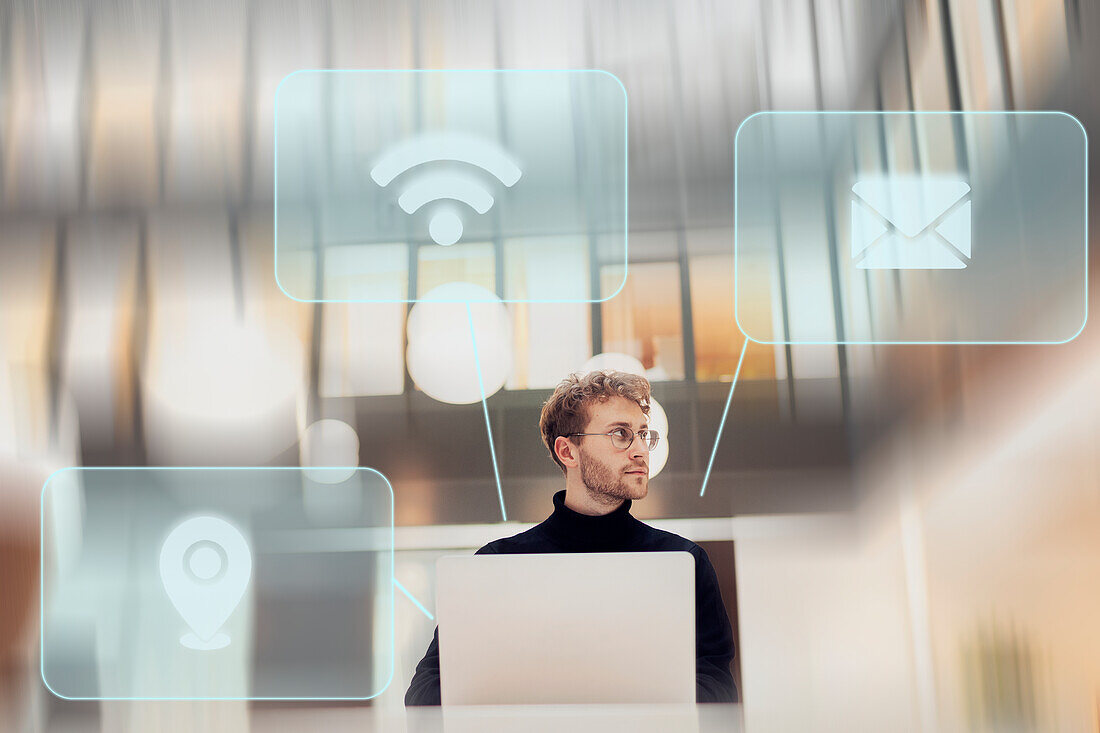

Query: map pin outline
[159,515,252,647]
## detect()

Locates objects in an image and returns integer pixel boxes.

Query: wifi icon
[370,134,522,246]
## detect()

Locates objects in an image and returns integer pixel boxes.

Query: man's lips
[624,467,648,475]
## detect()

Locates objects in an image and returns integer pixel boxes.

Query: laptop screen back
[436,551,696,705]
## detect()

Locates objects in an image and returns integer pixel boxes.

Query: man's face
[574,396,651,502]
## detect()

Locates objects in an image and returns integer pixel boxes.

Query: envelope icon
[851,175,971,269]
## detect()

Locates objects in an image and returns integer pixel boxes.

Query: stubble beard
[579,451,647,506]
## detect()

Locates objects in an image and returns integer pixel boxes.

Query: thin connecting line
[394,578,434,621]
[700,337,749,497]
[466,303,508,522]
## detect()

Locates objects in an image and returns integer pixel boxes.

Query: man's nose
[629,439,650,458]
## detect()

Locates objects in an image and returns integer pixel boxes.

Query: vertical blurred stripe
[87,1,161,208]
[165,0,247,202]
[2,1,84,211]
[61,218,140,455]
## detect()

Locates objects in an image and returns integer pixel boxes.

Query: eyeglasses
[567,427,660,451]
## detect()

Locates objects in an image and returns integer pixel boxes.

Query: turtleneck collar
[541,490,638,551]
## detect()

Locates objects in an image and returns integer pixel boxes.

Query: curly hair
[539,370,651,473]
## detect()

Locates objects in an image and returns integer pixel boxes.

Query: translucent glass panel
[735,112,1087,344]
[417,242,495,298]
[41,467,394,700]
[275,70,627,303]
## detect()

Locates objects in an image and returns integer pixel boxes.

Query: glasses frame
[566,427,660,451]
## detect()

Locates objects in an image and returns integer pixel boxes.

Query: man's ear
[554,435,580,469]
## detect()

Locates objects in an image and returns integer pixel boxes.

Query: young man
[404,370,737,705]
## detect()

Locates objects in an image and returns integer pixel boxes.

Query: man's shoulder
[633,519,703,554]
[476,522,551,555]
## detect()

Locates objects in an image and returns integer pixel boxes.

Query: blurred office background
[1,0,1098,731]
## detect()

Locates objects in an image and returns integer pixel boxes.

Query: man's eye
[611,428,630,439]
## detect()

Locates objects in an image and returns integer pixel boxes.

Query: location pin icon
[160,515,252,651]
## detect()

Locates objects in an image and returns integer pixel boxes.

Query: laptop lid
[436,551,695,705]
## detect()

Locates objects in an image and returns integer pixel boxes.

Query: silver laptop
[436,552,696,705]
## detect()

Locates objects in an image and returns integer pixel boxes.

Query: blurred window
[599,261,685,381]
[504,236,591,389]
[320,244,408,397]
[417,241,495,296]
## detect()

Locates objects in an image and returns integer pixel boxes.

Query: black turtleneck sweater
[404,491,738,705]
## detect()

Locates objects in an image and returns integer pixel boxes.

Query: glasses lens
[642,430,659,450]
[609,428,632,450]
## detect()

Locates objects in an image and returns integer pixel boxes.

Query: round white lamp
[406,283,512,404]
